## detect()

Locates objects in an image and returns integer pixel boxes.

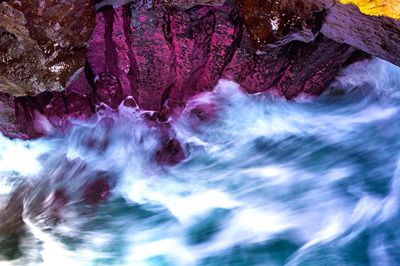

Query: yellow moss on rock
[339,0,400,19]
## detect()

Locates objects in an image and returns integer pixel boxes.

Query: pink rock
[83,1,358,119]
[4,1,365,169]
[14,91,68,137]
[94,73,125,109]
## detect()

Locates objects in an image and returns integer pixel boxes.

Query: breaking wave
[1,58,400,265]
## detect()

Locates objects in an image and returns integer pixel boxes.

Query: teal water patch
[1,59,400,265]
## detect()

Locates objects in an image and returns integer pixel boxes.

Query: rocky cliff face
[238,0,400,66]
[321,1,400,66]
[0,0,399,138]
[339,0,400,19]
[9,1,358,138]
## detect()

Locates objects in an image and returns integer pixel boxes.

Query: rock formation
[339,0,400,19]
[321,1,400,66]
[0,0,399,139]
[0,0,95,96]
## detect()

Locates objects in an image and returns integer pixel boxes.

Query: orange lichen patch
[339,0,400,19]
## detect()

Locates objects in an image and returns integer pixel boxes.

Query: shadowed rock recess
[0,0,399,139]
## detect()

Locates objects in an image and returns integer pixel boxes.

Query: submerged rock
[155,137,186,166]
[82,178,111,204]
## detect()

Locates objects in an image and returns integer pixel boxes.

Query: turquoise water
[1,58,400,265]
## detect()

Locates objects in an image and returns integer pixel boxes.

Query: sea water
[1,58,400,265]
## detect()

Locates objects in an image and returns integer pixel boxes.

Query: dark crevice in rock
[84,60,96,90]
[160,7,176,111]
[310,9,326,34]
[103,9,119,80]
[62,92,69,115]
[160,83,174,111]
[342,49,371,67]
[1,1,371,140]
[122,4,139,100]
[97,4,115,13]
[220,7,243,74]
[162,9,174,45]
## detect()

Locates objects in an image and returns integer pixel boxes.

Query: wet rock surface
[2,0,400,141]
[10,1,360,139]
[237,0,324,49]
[236,0,400,66]
[109,2,354,104]
[0,0,95,96]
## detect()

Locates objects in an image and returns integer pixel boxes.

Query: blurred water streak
[1,58,400,265]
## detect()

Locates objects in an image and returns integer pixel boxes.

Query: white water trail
[0,58,400,265]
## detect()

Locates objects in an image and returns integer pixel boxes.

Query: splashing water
[1,58,400,265]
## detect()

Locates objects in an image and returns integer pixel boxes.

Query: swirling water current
[1,59,400,265]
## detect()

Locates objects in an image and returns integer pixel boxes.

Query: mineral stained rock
[339,0,400,19]
[237,0,324,49]
[12,1,359,138]
[321,1,400,66]
[237,0,400,66]
[87,2,356,110]
[5,0,400,141]
[0,0,95,96]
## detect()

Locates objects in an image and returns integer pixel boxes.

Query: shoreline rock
[0,0,399,143]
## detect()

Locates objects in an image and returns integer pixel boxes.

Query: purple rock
[82,178,111,204]
[155,138,185,166]
[1,0,378,168]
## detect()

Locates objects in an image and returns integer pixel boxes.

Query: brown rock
[0,91,23,138]
[236,0,400,66]
[0,0,95,96]
[237,0,325,49]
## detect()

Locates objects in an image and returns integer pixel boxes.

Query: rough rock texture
[9,1,360,139]
[320,1,400,66]
[87,2,356,110]
[95,0,227,10]
[237,0,324,49]
[3,0,400,140]
[237,0,400,66]
[13,71,94,138]
[93,1,400,67]
[0,0,95,96]
[0,92,21,138]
